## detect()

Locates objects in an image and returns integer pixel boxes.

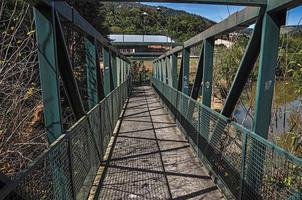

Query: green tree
[66,0,109,36]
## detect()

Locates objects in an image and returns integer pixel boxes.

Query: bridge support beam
[34,7,62,144]
[111,53,118,88]
[116,57,121,86]
[121,59,124,83]
[34,7,79,200]
[159,59,163,82]
[253,12,285,138]
[171,53,178,89]
[85,38,99,109]
[182,48,190,95]
[221,9,264,117]
[55,11,85,119]
[244,11,286,198]
[201,38,214,107]
[162,58,167,84]
[190,43,204,100]
[95,42,105,100]
[103,47,113,95]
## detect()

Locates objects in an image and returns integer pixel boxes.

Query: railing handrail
[152,77,302,165]
[152,77,302,199]
[0,79,131,200]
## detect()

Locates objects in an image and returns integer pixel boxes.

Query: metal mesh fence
[152,78,302,200]
[1,79,131,200]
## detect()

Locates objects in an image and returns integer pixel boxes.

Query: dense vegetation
[103,3,215,42]
[213,32,302,157]
[66,0,109,36]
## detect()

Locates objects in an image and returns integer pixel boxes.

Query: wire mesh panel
[151,77,302,200]
[1,80,131,200]
[4,137,74,200]
[240,126,302,200]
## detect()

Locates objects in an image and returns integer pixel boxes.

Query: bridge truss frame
[150,0,302,199]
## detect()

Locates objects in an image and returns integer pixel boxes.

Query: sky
[142,3,302,25]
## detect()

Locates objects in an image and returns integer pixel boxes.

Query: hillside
[103,3,216,42]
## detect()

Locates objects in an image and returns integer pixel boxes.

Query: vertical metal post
[34,8,62,144]
[190,43,204,100]
[253,12,285,138]
[161,58,165,83]
[153,62,156,79]
[157,61,160,80]
[167,56,172,86]
[164,57,168,84]
[246,11,285,197]
[159,59,163,82]
[95,41,105,101]
[116,57,121,86]
[111,52,117,89]
[239,133,248,200]
[85,37,98,109]
[182,48,190,95]
[200,38,214,139]
[34,7,72,200]
[171,53,177,89]
[103,46,111,95]
[120,59,124,83]
[201,38,214,107]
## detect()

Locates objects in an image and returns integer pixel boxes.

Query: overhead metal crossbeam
[100,0,266,6]
[154,0,302,61]
[112,42,182,46]
[27,0,130,63]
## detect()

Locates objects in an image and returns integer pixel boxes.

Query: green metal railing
[152,78,302,200]
[1,79,131,200]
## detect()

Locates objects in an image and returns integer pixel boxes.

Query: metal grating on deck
[97,86,223,200]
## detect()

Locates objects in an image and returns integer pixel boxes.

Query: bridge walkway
[96,86,224,199]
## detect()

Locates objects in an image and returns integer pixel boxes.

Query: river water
[233,80,302,135]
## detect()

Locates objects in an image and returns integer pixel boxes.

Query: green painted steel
[111,53,118,88]
[121,60,125,83]
[221,12,264,118]
[171,53,177,89]
[156,61,159,80]
[116,57,121,86]
[158,59,162,82]
[152,78,302,200]
[120,59,123,84]
[190,43,204,100]
[33,8,62,144]
[177,55,184,92]
[85,38,99,109]
[163,58,168,84]
[155,7,261,61]
[95,43,105,101]
[103,47,112,95]
[27,1,128,62]
[1,80,132,200]
[166,56,173,87]
[253,12,285,138]
[55,11,85,119]
[244,11,286,197]
[201,38,214,107]
[182,48,190,95]
[112,41,182,46]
